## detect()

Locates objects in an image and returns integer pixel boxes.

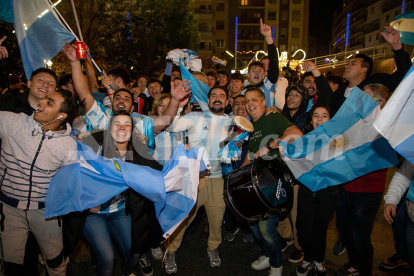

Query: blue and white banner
[179,60,210,111]
[391,10,414,46]
[45,140,209,238]
[218,132,249,164]
[0,0,75,78]
[374,63,414,165]
[281,87,398,192]
[167,48,202,71]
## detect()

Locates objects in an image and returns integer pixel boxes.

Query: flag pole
[70,0,84,42]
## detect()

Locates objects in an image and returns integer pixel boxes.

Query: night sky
[309,0,344,53]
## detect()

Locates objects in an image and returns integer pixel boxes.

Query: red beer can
[75,41,86,59]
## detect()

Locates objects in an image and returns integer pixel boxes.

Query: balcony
[199,27,214,36]
[194,9,213,18]
[238,17,261,24]
[238,0,265,8]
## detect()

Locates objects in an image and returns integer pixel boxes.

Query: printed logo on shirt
[175,133,182,141]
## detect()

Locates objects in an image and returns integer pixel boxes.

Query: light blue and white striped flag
[374,63,414,165]
[281,87,398,192]
[0,0,75,78]
[45,140,209,238]
[218,132,249,164]
[391,10,414,46]
[179,60,210,111]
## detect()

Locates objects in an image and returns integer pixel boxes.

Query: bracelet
[276,139,281,146]
[107,93,114,96]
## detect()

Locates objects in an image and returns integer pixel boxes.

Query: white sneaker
[251,255,270,270]
[151,247,163,260]
[269,265,283,276]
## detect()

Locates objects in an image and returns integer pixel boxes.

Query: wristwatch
[266,142,272,151]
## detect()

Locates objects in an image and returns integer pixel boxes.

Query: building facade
[331,0,412,54]
[193,0,309,70]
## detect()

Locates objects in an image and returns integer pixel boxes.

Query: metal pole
[235,17,238,72]
[70,0,84,42]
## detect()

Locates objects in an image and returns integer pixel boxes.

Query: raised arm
[261,19,279,84]
[153,80,192,133]
[161,61,173,93]
[62,41,95,112]
[302,61,333,104]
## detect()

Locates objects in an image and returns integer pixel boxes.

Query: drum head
[252,157,294,214]
[233,116,254,133]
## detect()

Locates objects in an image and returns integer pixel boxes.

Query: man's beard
[209,101,224,114]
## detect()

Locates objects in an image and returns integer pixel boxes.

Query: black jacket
[330,48,412,115]
[0,90,33,115]
[62,131,163,256]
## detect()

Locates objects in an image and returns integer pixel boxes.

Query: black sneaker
[296,260,315,276]
[289,248,304,263]
[223,227,239,242]
[280,235,294,252]
[139,254,153,276]
[333,237,345,256]
[380,253,408,270]
[314,261,327,276]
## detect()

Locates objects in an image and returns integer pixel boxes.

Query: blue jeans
[250,215,281,268]
[83,209,139,276]
[405,201,414,274]
[336,188,382,276]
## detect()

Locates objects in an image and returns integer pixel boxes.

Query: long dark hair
[102,110,137,162]
[301,103,333,134]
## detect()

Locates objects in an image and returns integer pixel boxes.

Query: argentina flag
[0,0,75,78]
[179,61,210,111]
[374,64,414,165]
[281,87,398,192]
[45,140,209,238]
[391,10,414,46]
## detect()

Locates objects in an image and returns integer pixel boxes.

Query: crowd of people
[0,20,413,276]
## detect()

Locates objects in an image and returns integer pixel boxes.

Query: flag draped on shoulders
[0,0,75,78]
[45,140,209,238]
[281,87,398,192]
[374,64,414,165]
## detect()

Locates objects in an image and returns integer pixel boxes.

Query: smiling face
[207,76,216,88]
[148,82,162,99]
[33,91,66,128]
[157,97,171,116]
[217,74,228,86]
[245,90,266,121]
[28,72,57,101]
[110,115,133,145]
[207,88,228,115]
[112,91,134,113]
[311,107,330,129]
[248,66,264,85]
[233,96,247,117]
[172,70,181,80]
[287,89,303,110]
[303,75,317,97]
[137,77,147,92]
[343,58,367,82]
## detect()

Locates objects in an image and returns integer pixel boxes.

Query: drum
[224,157,294,221]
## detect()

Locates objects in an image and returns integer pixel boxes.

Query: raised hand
[260,18,272,38]
[381,26,402,50]
[302,61,321,77]
[0,36,8,59]
[171,79,192,101]
[62,41,77,62]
